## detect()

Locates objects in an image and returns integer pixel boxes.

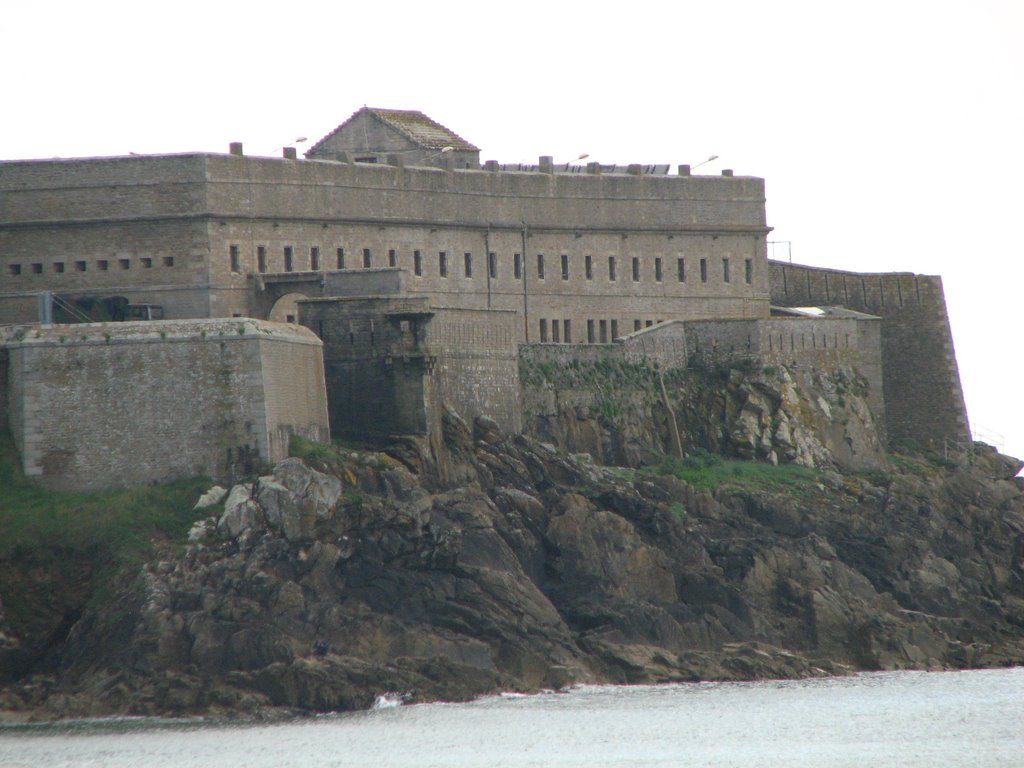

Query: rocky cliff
[2,367,1023,720]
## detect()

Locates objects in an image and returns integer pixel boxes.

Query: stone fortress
[0,108,970,490]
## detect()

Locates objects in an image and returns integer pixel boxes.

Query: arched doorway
[268,292,309,324]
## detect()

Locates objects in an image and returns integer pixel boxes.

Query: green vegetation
[0,430,208,607]
[641,449,822,495]
[288,433,337,463]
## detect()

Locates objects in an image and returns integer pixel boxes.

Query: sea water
[1,667,1022,767]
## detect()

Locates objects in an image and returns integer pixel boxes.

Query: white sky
[3,0,1022,459]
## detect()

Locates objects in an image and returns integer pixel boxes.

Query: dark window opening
[336,247,345,269]
[230,244,240,273]
[599,319,608,343]
[700,258,708,283]
[98,259,109,271]
[655,257,663,282]
[514,253,522,279]
[311,246,320,271]
[561,254,569,280]
[75,260,87,272]
[464,252,473,277]
[55,261,66,273]
[388,249,397,267]
[608,256,617,281]
[362,248,372,268]
[162,256,174,268]
[677,257,685,282]
[611,319,618,340]
[745,258,753,284]
[116,259,127,270]
[723,258,730,283]
[585,255,593,280]
[31,263,43,274]
[537,253,545,279]
[634,319,642,331]
[284,246,294,272]
[488,252,497,279]
[141,257,152,268]
[414,250,422,276]
[587,319,595,343]
[439,251,448,277]
[631,257,640,282]
[258,246,267,273]
[563,319,571,343]
[552,319,560,343]
[539,318,548,343]
[8,264,21,275]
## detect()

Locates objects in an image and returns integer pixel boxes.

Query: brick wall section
[769,261,969,446]
[2,318,327,490]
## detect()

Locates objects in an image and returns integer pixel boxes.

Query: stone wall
[2,318,328,490]
[769,261,969,446]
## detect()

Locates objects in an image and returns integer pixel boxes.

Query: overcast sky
[3,0,1022,459]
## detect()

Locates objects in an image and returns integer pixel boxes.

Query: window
[439,251,448,277]
[54,261,66,273]
[539,318,548,343]
[700,258,708,283]
[723,258,730,283]
[563,319,571,343]
[634,319,642,332]
[230,244,240,273]
[585,255,593,280]
[464,252,473,277]
[162,256,174,268]
[98,259,109,271]
[514,253,522,279]
[655,257,663,282]
[336,247,345,269]
[75,260,87,272]
[488,252,497,279]
[311,247,320,271]
[587,319,595,343]
[677,257,685,282]
[284,246,294,272]
[552,320,560,343]
[561,254,569,280]
[599,319,608,343]
[745,258,753,284]
[31,263,43,274]
[388,249,397,268]
[414,250,423,276]
[646,320,653,328]
[362,248,372,268]
[141,257,152,269]
[8,264,21,275]
[608,256,617,281]
[537,254,545,279]
[611,319,618,340]
[258,247,267,273]
[117,259,128,270]
[632,257,640,282]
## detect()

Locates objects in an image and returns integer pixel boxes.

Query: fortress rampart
[769,261,969,446]
[1,319,328,490]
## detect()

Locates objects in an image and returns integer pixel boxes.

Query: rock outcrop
[2,400,1023,720]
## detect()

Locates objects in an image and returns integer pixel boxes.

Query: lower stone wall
[769,261,969,446]
[2,318,328,491]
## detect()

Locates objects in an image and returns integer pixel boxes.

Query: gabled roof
[307,108,479,156]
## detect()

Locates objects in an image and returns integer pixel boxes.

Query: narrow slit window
[585,255,593,280]
[464,252,473,277]
[608,256,617,281]
[563,319,571,343]
[723,257,730,283]
[439,251,448,277]
[310,247,320,271]
[336,247,345,269]
[631,257,640,282]
[655,257,663,282]
[258,246,267,273]
[745,258,753,284]
[677,257,685,282]
[700,258,708,283]
[362,248,372,268]
[539,319,548,343]
[284,246,294,272]
[229,244,240,273]
[488,252,497,279]
[414,250,422,276]
[561,254,569,280]
[537,253,545,279]
[388,249,397,267]
[513,253,522,279]
[587,319,595,343]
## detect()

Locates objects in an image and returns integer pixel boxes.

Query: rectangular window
[117,259,128,270]
[310,247,320,271]
[388,249,397,268]
[539,319,548,343]
[98,259,109,271]
[53,261,65,273]
[723,257,730,283]
[611,319,619,340]
[488,252,497,279]
[75,260,87,272]
[585,255,593,280]
[563,319,571,343]
[141,257,152,269]
[414,250,423,276]
[677,257,685,282]
[514,253,522,279]
[537,253,545,279]
[599,319,608,343]
[439,251,448,277]
[745,258,753,284]
[336,247,345,269]
[161,256,174,268]
[284,246,294,272]
[230,244,240,273]
[634,319,642,332]
[632,257,640,282]
[258,246,267,273]
[8,264,21,275]
[700,258,708,283]
[363,248,372,268]
[552,319,560,343]
[561,254,569,280]
[587,319,595,343]
[464,252,473,277]
[31,263,43,274]
[608,256,617,281]
[646,320,653,328]
[655,257,663,282]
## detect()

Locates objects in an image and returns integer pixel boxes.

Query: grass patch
[644,450,821,495]
[288,433,337,463]
[0,430,209,608]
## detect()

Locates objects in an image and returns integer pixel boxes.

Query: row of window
[6,256,175,276]
[538,318,666,344]
[231,243,755,285]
